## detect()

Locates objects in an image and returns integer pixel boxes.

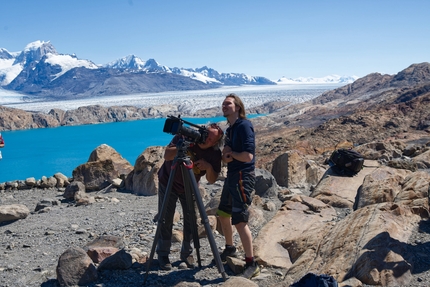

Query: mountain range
[0,41,358,100]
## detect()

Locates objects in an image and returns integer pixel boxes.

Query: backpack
[328,148,364,176]
[290,273,338,287]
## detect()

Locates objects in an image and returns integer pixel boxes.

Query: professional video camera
[163,115,209,144]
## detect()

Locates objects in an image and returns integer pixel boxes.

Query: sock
[245,256,254,266]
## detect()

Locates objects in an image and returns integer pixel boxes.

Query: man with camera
[156,123,224,270]
[216,93,259,279]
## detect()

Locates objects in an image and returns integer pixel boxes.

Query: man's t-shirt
[158,135,222,193]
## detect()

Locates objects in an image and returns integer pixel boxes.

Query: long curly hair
[226,93,247,119]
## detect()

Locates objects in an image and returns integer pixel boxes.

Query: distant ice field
[0,84,343,113]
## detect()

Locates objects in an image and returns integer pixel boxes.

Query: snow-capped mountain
[104,56,271,85]
[43,53,98,80]
[277,74,359,85]
[170,66,221,84]
[105,56,171,73]
[0,40,358,100]
[14,40,57,67]
[0,48,16,59]
[0,41,97,86]
[0,49,21,86]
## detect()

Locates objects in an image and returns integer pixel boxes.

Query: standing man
[156,123,224,270]
[216,93,259,279]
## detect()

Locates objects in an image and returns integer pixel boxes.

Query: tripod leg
[181,164,202,268]
[143,162,178,284]
[183,166,227,281]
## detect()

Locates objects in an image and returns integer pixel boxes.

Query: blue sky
[1,0,429,80]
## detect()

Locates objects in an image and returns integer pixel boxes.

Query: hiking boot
[241,261,260,279]
[219,246,238,262]
[180,255,195,268]
[158,255,172,270]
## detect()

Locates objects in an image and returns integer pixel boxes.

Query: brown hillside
[254,63,430,170]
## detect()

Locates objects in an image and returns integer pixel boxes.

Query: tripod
[144,139,227,284]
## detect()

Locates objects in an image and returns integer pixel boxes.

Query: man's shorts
[217,170,255,225]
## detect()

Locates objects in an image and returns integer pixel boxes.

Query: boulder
[97,249,133,270]
[255,168,280,199]
[0,204,30,222]
[88,144,133,177]
[56,246,98,287]
[310,160,379,208]
[24,177,37,187]
[40,175,57,188]
[83,235,125,251]
[253,195,337,269]
[271,150,324,190]
[63,181,86,200]
[281,203,420,286]
[72,160,119,191]
[271,150,308,188]
[54,172,70,188]
[355,166,430,216]
[35,198,60,212]
[412,148,430,168]
[125,146,164,196]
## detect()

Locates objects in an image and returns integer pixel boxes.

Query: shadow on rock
[345,229,430,285]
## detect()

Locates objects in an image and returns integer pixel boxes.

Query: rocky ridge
[1,62,430,287]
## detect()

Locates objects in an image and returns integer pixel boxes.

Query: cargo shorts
[217,170,255,225]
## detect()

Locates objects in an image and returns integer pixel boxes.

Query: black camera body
[163,115,209,144]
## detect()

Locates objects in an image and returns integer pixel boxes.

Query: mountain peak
[0,48,14,60]
[14,40,57,67]
[105,54,146,70]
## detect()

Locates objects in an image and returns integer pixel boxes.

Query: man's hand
[222,145,253,163]
[195,159,218,183]
[194,158,210,171]
[222,146,233,163]
[164,145,177,161]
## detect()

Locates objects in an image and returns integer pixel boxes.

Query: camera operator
[156,123,224,270]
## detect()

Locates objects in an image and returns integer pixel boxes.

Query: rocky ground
[2,183,430,287]
[0,184,289,287]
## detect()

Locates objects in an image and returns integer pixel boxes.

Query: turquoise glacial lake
[0,116,233,183]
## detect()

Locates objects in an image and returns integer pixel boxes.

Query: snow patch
[45,54,98,80]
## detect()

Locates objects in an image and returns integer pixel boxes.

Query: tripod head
[174,138,195,160]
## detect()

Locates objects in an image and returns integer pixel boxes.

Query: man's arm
[223,145,253,163]
[228,151,254,162]
[164,135,183,160]
[163,145,177,161]
[194,158,219,184]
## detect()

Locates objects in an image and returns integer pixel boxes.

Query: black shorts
[217,170,255,225]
